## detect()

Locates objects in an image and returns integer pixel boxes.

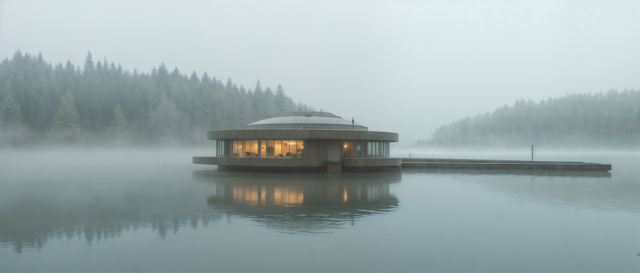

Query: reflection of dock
[401,158,611,171]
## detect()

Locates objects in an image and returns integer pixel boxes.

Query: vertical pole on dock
[531,145,533,161]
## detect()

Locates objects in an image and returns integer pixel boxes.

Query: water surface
[1,149,638,272]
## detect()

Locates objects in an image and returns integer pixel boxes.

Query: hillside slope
[0,51,312,146]
[415,90,640,148]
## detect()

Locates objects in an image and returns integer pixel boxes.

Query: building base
[343,165,402,172]
[326,162,342,173]
[217,165,326,173]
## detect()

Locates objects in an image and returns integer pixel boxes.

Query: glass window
[267,141,275,157]
[374,142,378,157]
[362,142,390,158]
[343,141,355,158]
[275,141,282,157]
[383,142,386,157]
[385,143,389,157]
[232,141,244,157]
[216,140,225,157]
[232,141,236,156]
[242,140,250,157]
[382,142,385,157]
[231,140,304,158]
[343,142,348,158]
[351,142,355,158]
[283,141,290,157]
[289,141,297,158]
[232,141,241,157]
[251,141,258,157]
[370,142,374,158]
[297,141,304,157]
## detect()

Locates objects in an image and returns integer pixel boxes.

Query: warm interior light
[344,144,347,148]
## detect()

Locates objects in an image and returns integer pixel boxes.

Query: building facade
[193,111,400,172]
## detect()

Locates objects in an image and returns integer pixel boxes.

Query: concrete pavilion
[193,111,400,172]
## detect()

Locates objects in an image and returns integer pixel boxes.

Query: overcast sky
[1,0,639,144]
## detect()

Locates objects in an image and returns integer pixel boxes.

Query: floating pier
[401,158,611,171]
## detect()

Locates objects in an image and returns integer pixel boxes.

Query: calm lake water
[1,149,639,272]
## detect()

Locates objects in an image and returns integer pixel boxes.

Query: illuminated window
[275,141,282,157]
[267,141,275,157]
[297,141,304,157]
[251,141,258,157]
[232,141,242,157]
[343,141,355,158]
[260,141,266,158]
[231,140,304,158]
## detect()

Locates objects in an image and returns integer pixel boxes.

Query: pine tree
[275,84,288,112]
[83,51,95,74]
[263,87,276,115]
[107,103,130,145]
[0,94,23,128]
[150,94,183,143]
[107,104,127,134]
[252,80,268,119]
[51,91,81,142]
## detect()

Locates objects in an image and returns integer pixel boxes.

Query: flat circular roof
[245,111,368,131]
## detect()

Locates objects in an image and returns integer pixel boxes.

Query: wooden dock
[401,158,611,171]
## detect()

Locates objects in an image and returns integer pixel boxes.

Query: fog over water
[2,0,639,143]
[1,149,638,272]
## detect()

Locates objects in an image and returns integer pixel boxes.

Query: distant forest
[0,51,312,147]
[415,90,640,148]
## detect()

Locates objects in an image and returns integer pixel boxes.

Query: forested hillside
[415,90,640,148]
[0,51,312,147]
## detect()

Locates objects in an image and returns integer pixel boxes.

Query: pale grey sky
[1,0,639,144]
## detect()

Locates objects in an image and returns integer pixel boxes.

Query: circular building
[193,111,400,172]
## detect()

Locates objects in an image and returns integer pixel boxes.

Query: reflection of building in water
[227,184,304,207]
[212,180,392,208]
[196,171,401,233]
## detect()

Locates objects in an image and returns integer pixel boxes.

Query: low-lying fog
[393,146,636,162]
[1,146,635,177]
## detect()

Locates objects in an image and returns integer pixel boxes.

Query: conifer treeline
[0,51,312,146]
[415,90,640,148]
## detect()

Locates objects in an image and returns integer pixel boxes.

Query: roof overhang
[207,129,399,142]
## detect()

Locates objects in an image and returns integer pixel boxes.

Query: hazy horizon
[2,0,639,144]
